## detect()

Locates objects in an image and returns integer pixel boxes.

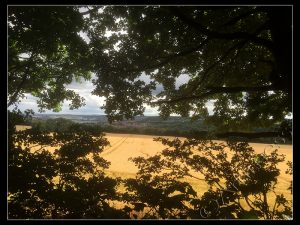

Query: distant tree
[85,6,292,138]
[45,118,75,132]
[8,6,92,111]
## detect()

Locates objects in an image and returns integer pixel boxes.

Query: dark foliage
[8,110,129,219]
[125,137,292,219]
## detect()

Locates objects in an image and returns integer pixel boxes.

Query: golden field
[13,126,293,214]
[101,133,293,209]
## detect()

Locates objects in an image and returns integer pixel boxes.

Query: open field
[13,126,293,214]
[102,133,293,205]
[14,126,293,199]
[14,125,32,131]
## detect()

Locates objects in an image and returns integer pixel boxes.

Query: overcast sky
[10,73,215,116]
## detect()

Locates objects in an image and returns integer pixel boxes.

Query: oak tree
[86,6,292,137]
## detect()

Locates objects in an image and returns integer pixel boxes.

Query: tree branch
[9,58,35,73]
[8,69,32,108]
[187,21,271,94]
[126,38,210,72]
[169,7,274,51]
[221,7,263,27]
[127,9,270,77]
[206,85,280,93]
[189,40,248,92]
[8,54,36,107]
[244,196,257,211]
[8,75,27,107]
[152,85,279,104]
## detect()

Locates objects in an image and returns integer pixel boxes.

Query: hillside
[32,114,286,144]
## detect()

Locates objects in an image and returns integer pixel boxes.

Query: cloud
[9,76,106,114]
[205,101,215,115]
[175,74,190,89]
[143,105,160,116]
[10,73,214,116]
[138,73,190,95]
[78,31,90,44]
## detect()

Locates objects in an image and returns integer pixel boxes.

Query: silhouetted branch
[8,66,31,107]
[189,40,248,91]
[152,85,279,104]
[222,7,263,27]
[169,7,274,51]
[126,39,210,72]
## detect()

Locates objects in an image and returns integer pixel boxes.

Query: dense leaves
[85,6,292,132]
[126,137,292,219]
[8,6,292,132]
[8,111,129,219]
[8,6,92,111]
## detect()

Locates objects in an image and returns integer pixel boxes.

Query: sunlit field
[102,133,292,206]
[14,126,293,217]
[14,126,293,201]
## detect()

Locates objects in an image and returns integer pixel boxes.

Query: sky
[10,73,215,116]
